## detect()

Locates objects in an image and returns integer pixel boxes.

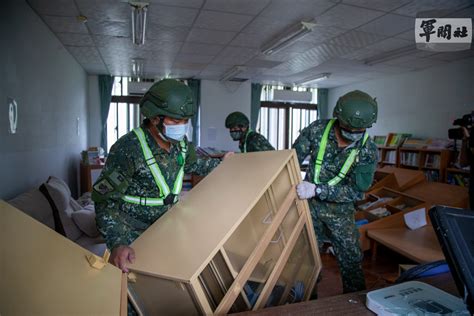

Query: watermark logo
[415,18,472,51]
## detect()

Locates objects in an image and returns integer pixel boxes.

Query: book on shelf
[402,137,430,148]
[424,153,441,168]
[446,173,470,187]
[373,135,387,146]
[384,151,397,164]
[386,133,412,147]
[424,170,440,182]
[400,152,419,167]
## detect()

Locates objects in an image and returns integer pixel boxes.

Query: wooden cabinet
[127,150,321,315]
[80,162,104,194]
[0,201,126,315]
[355,187,426,251]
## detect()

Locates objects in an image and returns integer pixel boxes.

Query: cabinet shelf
[127,150,321,315]
[446,167,470,175]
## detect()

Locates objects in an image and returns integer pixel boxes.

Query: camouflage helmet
[225,111,249,128]
[333,90,377,129]
[139,79,194,120]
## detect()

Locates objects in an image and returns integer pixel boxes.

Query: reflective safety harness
[314,119,369,186]
[243,129,252,153]
[122,128,187,206]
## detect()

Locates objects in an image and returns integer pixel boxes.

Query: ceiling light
[296,73,331,85]
[261,21,316,56]
[364,45,417,66]
[130,1,149,46]
[220,66,247,82]
[131,58,145,79]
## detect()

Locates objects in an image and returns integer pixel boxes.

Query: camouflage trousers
[308,199,366,293]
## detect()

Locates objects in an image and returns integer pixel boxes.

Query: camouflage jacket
[239,130,275,153]
[292,119,377,209]
[92,127,220,250]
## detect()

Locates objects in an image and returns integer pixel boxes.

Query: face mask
[341,128,364,142]
[163,123,187,141]
[230,130,243,141]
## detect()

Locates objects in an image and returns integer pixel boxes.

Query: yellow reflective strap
[243,129,252,153]
[314,119,336,184]
[314,120,369,186]
[124,128,188,206]
[133,128,171,197]
[122,195,164,206]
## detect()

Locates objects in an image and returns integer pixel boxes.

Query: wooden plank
[214,189,296,314]
[367,226,444,263]
[130,150,294,281]
[377,166,425,191]
[120,274,128,316]
[0,200,122,315]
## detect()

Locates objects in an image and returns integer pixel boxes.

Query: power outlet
[8,97,18,134]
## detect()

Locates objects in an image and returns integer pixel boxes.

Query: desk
[367,226,444,264]
[235,273,458,315]
[404,181,469,208]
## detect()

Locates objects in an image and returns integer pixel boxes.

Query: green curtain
[317,88,329,120]
[187,79,201,144]
[250,83,263,130]
[99,75,114,153]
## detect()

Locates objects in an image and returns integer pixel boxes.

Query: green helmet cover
[139,79,195,119]
[333,90,378,129]
[225,111,249,128]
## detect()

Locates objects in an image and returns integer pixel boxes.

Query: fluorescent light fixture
[261,21,316,56]
[131,58,145,79]
[220,65,247,82]
[364,45,417,66]
[130,1,149,45]
[296,72,331,85]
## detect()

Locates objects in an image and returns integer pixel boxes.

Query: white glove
[296,181,316,200]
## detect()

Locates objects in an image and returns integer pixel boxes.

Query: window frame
[259,101,318,150]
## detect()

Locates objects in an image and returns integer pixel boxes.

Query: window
[257,85,318,150]
[107,77,141,152]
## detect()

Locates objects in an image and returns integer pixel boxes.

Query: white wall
[200,80,251,151]
[0,0,88,199]
[328,57,474,139]
[87,75,101,147]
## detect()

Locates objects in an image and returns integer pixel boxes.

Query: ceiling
[28,0,474,88]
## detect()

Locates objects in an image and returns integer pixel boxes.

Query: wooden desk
[80,162,104,194]
[235,273,458,315]
[367,226,444,264]
[377,166,425,191]
[403,181,469,208]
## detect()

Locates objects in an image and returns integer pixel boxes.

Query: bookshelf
[398,148,451,182]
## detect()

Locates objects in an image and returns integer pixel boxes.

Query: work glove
[296,181,316,200]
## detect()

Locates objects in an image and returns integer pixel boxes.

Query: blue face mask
[341,128,364,142]
[163,123,188,141]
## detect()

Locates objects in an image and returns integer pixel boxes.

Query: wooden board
[129,150,296,281]
[377,166,425,191]
[0,200,123,315]
[367,226,444,263]
[403,181,469,208]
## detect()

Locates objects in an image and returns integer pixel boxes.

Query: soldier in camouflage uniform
[293,90,378,293]
[225,111,275,152]
[92,79,230,273]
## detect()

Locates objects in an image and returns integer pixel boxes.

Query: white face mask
[163,123,188,141]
